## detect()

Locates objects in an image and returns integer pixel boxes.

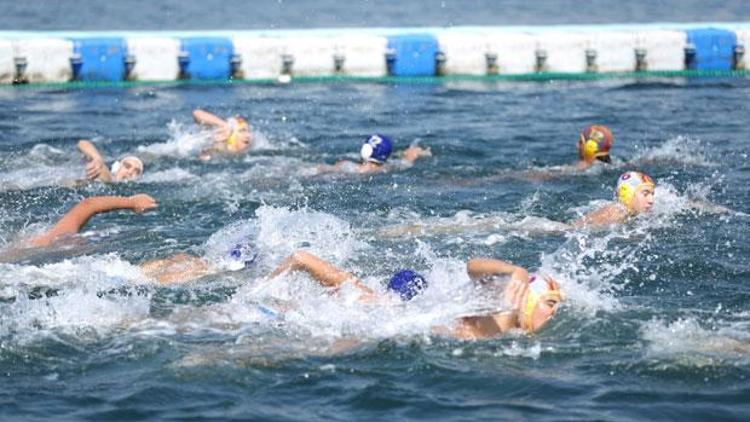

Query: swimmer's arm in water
[572,203,628,229]
[139,253,211,285]
[29,194,158,247]
[269,251,377,299]
[315,161,351,174]
[400,145,432,164]
[77,140,113,182]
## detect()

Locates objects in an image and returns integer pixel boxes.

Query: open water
[1,1,750,421]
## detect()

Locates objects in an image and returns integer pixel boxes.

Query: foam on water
[0,254,151,344]
[630,135,713,167]
[642,317,750,364]
[0,144,81,191]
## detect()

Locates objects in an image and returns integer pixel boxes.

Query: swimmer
[266,251,565,338]
[574,170,655,228]
[192,109,253,160]
[379,170,656,237]
[316,134,431,175]
[77,140,144,183]
[576,124,613,171]
[457,124,614,184]
[138,241,257,284]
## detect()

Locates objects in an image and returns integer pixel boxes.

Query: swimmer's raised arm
[77,140,113,182]
[466,258,529,283]
[77,139,105,162]
[192,109,229,128]
[30,194,157,247]
[269,251,375,296]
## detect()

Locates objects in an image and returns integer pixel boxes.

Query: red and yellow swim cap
[578,125,613,162]
[616,171,655,211]
[522,275,564,332]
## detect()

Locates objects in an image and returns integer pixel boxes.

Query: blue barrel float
[71,37,128,81]
[685,28,737,70]
[386,34,439,76]
[178,37,233,80]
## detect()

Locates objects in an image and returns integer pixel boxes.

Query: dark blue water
[1,2,750,421]
[1,0,750,30]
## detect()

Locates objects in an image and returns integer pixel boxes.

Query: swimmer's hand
[85,158,108,181]
[212,125,232,145]
[128,194,158,213]
[402,145,431,163]
[502,273,530,324]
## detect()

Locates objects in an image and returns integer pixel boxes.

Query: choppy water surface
[1,77,749,419]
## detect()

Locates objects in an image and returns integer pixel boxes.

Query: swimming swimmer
[574,170,655,228]
[138,241,258,284]
[266,251,565,338]
[379,170,657,237]
[192,109,253,161]
[77,140,144,183]
[316,134,431,175]
[576,124,613,171]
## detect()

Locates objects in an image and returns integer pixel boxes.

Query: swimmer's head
[522,275,564,332]
[387,269,428,301]
[616,171,656,214]
[226,242,258,271]
[578,125,613,163]
[110,156,144,182]
[360,134,393,164]
[226,116,252,153]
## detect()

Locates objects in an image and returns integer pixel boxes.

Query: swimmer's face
[114,157,143,181]
[528,294,561,332]
[631,184,655,214]
[227,126,252,153]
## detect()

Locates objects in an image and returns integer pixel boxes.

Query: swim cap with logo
[578,125,613,163]
[616,171,655,211]
[360,134,393,164]
[522,274,564,331]
[387,269,428,301]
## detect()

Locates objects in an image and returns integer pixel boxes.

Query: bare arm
[192,109,229,128]
[78,140,114,182]
[400,145,431,164]
[440,260,531,340]
[572,203,628,229]
[466,257,529,283]
[140,253,210,284]
[29,194,157,247]
[269,251,375,296]
[77,139,105,162]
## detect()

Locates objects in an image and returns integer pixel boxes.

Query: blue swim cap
[227,242,258,271]
[360,134,393,164]
[387,270,428,301]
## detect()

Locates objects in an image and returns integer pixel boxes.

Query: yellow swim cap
[522,275,564,331]
[616,171,655,211]
[226,117,249,150]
